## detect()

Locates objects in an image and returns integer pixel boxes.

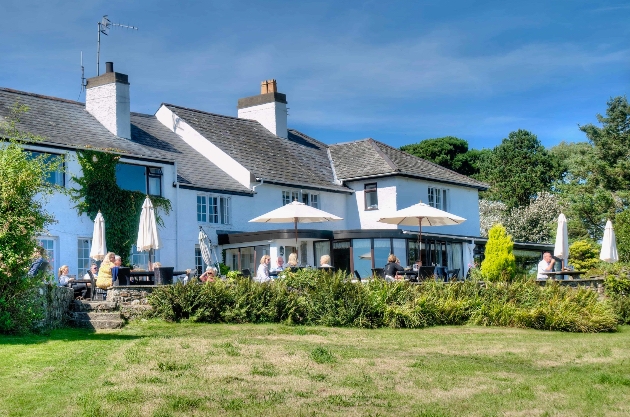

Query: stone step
[71,300,117,312]
[71,311,122,321]
[70,319,125,330]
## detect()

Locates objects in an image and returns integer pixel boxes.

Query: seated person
[270,257,285,274]
[255,255,272,283]
[83,264,98,280]
[412,259,422,271]
[384,254,404,282]
[96,252,116,289]
[287,252,299,267]
[319,255,333,268]
[28,246,49,278]
[537,251,556,280]
[59,265,88,299]
[199,266,217,283]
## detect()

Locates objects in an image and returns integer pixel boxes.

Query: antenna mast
[96,15,138,76]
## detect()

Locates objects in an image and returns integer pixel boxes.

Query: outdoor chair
[353,270,362,282]
[417,266,435,282]
[371,268,384,279]
[446,268,461,281]
[241,269,252,279]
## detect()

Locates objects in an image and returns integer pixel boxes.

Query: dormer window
[282,190,319,208]
[115,163,163,196]
[428,187,448,211]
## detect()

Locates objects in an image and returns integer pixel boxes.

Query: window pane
[130,245,160,270]
[197,196,207,222]
[27,151,64,186]
[116,163,146,193]
[240,247,255,273]
[38,238,56,275]
[365,184,378,210]
[310,194,319,208]
[148,176,161,196]
[393,239,407,268]
[226,249,239,272]
[282,191,291,206]
[352,239,372,279]
[314,241,331,266]
[373,239,391,270]
[220,197,230,224]
[77,238,92,275]
[195,246,203,275]
[209,197,218,223]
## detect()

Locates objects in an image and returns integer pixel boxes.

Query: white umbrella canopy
[90,211,107,261]
[377,202,466,257]
[249,200,343,243]
[554,213,569,268]
[600,220,619,263]
[137,196,161,255]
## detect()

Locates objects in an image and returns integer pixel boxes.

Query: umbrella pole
[418,217,422,263]
[294,217,298,245]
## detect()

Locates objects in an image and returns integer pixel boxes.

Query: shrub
[481,224,517,282]
[569,240,601,271]
[147,269,618,333]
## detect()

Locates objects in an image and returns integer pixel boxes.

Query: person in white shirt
[537,252,556,279]
[255,255,271,283]
[271,257,285,273]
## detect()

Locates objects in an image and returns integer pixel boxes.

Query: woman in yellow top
[96,252,116,289]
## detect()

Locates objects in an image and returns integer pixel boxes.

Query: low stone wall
[107,285,157,320]
[36,285,74,330]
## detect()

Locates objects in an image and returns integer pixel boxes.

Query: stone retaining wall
[36,285,74,330]
[106,285,157,320]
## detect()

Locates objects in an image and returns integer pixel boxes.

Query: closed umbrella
[199,226,219,268]
[249,201,342,244]
[137,196,161,266]
[554,213,569,269]
[90,211,107,261]
[377,201,466,258]
[600,220,619,263]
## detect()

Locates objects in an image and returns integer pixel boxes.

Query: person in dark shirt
[27,246,49,278]
[384,254,404,282]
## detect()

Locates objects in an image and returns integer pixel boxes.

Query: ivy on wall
[71,150,172,265]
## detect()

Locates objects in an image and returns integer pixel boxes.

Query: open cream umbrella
[600,220,619,263]
[90,211,107,261]
[377,201,466,258]
[137,196,161,266]
[554,213,569,269]
[249,201,342,244]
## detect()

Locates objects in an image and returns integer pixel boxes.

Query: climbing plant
[71,150,171,265]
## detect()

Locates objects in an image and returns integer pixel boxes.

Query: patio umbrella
[377,201,466,257]
[249,200,343,244]
[90,211,107,261]
[199,226,219,268]
[359,252,372,260]
[600,220,619,263]
[137,196,161,266]
[554,213,569,269]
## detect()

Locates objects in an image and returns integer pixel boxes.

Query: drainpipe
[173,161,180,270]
[252,177,264,193]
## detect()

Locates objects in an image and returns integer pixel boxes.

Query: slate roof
[0,88,251,195]
[329,138,489,190]
[164,104,351,193]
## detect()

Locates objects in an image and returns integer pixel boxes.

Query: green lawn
[1,322,629,417]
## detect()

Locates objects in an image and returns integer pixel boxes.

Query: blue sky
[1,0,628,150]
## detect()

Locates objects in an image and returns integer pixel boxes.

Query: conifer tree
[481,224,516,282]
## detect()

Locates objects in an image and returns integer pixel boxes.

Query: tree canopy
[400,136,489,177]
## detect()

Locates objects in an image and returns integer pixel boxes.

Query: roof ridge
[0,87,84,106]
[329,137,373,147]
[368,139,398,172]
[163,103,257,123]
[287,128,329,148]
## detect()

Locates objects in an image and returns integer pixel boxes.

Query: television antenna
[96,15,138,76]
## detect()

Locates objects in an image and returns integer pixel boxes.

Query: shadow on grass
[0,327,144,345]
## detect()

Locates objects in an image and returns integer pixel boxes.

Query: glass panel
[197,195,207,222]
[373,238,391,269]
[38,238,56,274]
[225,249,239,272]
[116,163,146,193]
[254,245,270,266]
[130,245,160,270]
[352,239,372,280]
[27,151,64,185]
[282,191,291,205]
[77,238,92,275]
[239,247,255,273]
[302,193,309,205]
[450,243,463,278]
[332,240,351,273]
[314,241,331,266]
[393,239,407,268]
[208,197,219,223]
[365,184,378,210]
[408,240,427,266]
[220,197,230,224]
[148,176,161,196]
[300,241,308,266]
[310,194,319,208]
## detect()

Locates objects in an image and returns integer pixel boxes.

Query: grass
[1,322,630,416]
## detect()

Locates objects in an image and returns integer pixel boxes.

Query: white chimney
[237,79,288,138]
[85,62,131,139]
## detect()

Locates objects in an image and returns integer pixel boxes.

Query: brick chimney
[237,79,287,138]
[85,62,131,139]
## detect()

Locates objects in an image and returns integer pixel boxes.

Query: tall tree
[400,136,488,176]
[481,129,561,209]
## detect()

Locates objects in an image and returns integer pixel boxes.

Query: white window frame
[283,190,320,208]
[38,237,57,275]
[197,193,231,225]
[428,187,448,211]
[77,238,93,276]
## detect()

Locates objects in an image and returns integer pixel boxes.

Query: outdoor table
[396,270,418,281]
[542,271,585,280]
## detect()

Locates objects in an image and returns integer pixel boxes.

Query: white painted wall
[345,177,399,230]
[237,101,288,138]
[155,105,252,189]
[85,83,131,139]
